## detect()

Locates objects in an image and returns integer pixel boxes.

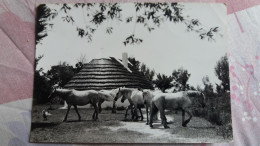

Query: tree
[33,55,52,104]
[36,4,58,44]
[36,3,221,45]
[128,57,155,83]
[128,57,141,71]
[46,62,76,87]
[202,76,214,97]
[75,54,88,73]
[154,73,173,92]
[215,55,230,93]
[140,64,155,82]
[172,67,191,91]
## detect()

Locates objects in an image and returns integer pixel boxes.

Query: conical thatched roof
[64,57,153,90]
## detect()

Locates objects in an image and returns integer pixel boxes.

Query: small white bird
[42,109,52,121]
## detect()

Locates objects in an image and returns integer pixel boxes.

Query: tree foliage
[36,3,221,45]
[128,57,155,83]
[172,67,191,91]
[154,73,173,92]
[202,76,214,97]
[46,62,76,87]
[215,55,230,93]
[33,55,52,104]
[128,57,141,71]
[140,64,155,82]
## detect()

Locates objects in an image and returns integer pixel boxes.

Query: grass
[30,104,232,143]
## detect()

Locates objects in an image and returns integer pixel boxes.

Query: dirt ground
[30,104,232,143]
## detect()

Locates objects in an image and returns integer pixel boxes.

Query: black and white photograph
[31,2,232,143]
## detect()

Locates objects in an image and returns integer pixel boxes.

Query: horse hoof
[150,125,153,128]
[182,124,187,127]
[63,119,67,122]
[164,125,170,129]
[146,123,149,125]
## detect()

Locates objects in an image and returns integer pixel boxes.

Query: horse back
[67,90,99,106]
[131,91,144,105]
[153,92,191,110]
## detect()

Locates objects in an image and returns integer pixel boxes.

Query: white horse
[48,88,114,122]
[142,90,158,125]
[98,89,119,113]
[114,87,144,121]
[149,90,206,128]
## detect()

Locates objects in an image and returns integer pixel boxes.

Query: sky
[36,3,227,88]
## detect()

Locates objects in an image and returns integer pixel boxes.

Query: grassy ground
[30,104,232,143]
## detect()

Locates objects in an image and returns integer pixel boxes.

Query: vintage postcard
[31,2,232,143]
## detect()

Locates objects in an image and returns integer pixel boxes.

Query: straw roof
[64,57,153,90]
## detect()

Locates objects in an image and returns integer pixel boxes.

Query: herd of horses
[48,87,206,129]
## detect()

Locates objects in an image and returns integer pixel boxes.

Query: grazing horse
[97,89,119,113]
[115,87,144,121]
[48,88,113,122]
[149,90,206,129]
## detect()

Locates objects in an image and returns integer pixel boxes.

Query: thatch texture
[64,57,153,90]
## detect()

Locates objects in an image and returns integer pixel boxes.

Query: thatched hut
[64,56,153,90]
[62,55,153,110]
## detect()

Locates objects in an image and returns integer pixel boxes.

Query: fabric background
[0,0,260,145]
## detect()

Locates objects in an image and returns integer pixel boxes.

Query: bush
[216,122,233,139]
[208,111,222,125]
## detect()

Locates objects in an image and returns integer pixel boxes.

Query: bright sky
[36,3,227,88]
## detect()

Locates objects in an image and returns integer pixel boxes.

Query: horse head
[114,87,121,101]
[142,90,154,105]
[115,87,128,103]
[47,86,58,99]
[120,95,127,103]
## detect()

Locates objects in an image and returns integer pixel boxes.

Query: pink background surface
[0,0,260,145]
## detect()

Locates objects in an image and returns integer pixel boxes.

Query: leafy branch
[36,3,222,45]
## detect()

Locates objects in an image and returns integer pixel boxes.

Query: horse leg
[139,107,143,121]
[112,100,117,113]
[63,105,71,122]
[149,102,158,128]
[130,105,135,120]
[74,105,81,121]
[92,109,96,120]
[93,104,99,120]
[182,109,185,126]
[182,109,193,127]
[145,106,149,125]
[124,105,131,120]
[133,105,138,121]
[159,108,169,129]
[98,99,104,113]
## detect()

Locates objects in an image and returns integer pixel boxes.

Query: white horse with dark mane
[115,87,144,121]
[48,88,114,122]
[144,90,206,128]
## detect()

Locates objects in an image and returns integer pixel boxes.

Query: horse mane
[100,89,118,98]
